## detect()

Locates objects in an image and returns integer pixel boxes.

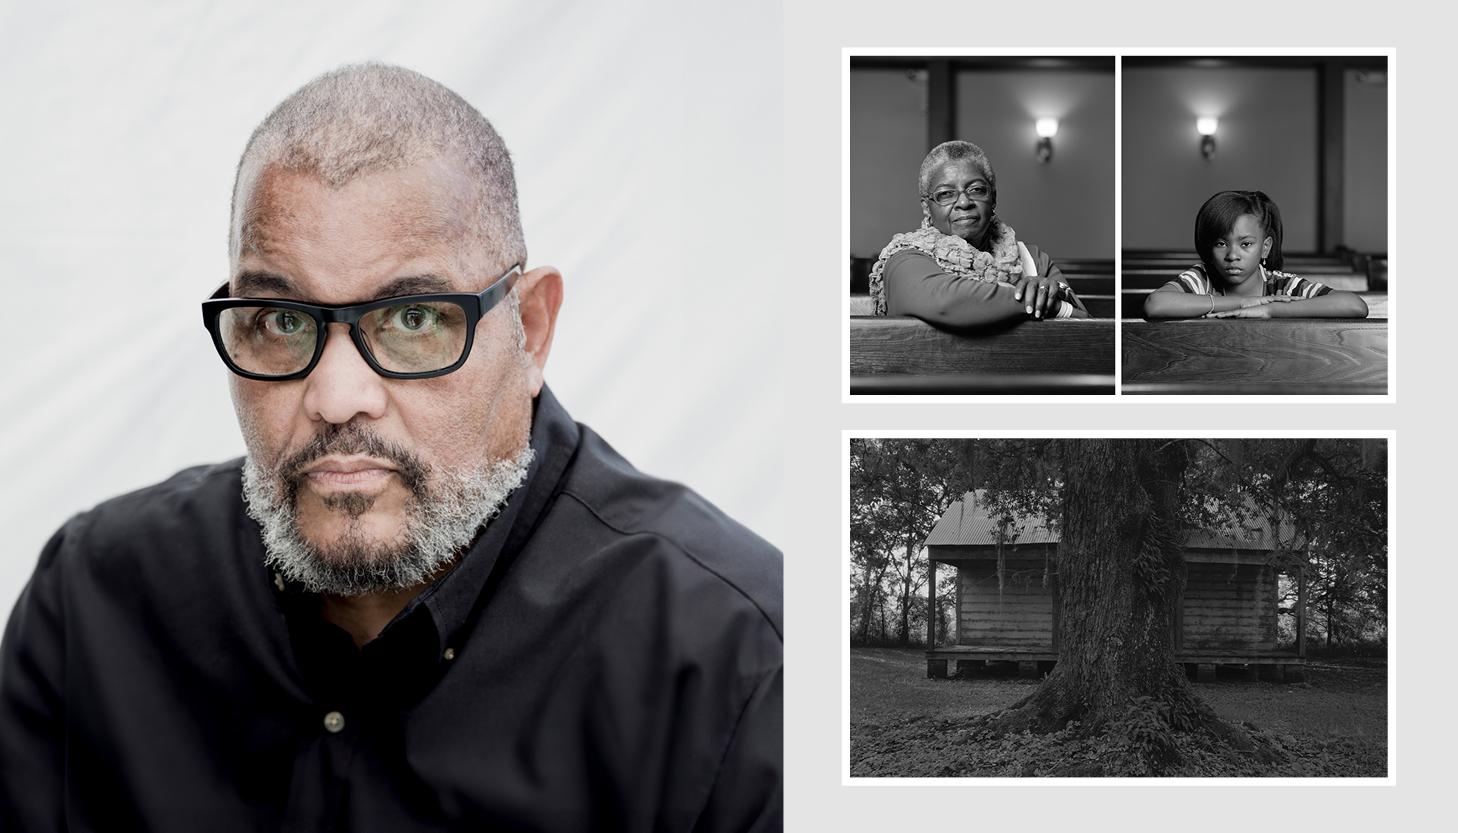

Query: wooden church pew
[1122,318,1388,394]
[850,316,1115,394]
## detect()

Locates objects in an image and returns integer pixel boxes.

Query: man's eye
[390,305,436,331]
[262,309,307,336]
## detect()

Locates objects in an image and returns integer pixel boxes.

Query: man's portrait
[0,3,781,829]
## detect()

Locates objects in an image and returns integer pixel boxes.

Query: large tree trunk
[878,594,888,643]
[899,534,915,646]
[978,440,1270,773]
[857,554,890,645]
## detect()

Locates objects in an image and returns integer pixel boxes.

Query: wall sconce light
[1035,118,1058,164]
[1197,117,1218,159]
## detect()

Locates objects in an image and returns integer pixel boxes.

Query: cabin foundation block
[956,659,985,677]
[1258,664,1284,682]
[927,658,948,679]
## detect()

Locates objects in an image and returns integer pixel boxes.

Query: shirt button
[443,648,456,661]
[323,711,345,733]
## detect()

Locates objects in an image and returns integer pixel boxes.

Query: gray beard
[241,423,533,597]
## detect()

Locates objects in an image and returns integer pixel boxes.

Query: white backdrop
[0,0,783,615]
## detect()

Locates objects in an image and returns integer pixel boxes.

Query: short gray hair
[229,62,526,275]
[917,141,997,198]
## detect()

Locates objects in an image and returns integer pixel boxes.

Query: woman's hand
[1206,296,1292,318]
[1013,276,1069,319]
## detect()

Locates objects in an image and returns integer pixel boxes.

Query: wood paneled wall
[957,559,1056,648]
[1182,562,1277,650]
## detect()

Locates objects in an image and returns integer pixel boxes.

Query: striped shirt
[1164,262,1333,298]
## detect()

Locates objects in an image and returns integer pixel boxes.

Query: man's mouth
[276,422,430,502]
[299,456,397,490]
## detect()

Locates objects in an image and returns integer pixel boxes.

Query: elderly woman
[869,141,1088,325]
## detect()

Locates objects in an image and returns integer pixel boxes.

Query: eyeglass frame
[922,183,995,206]
[201,263,523,381]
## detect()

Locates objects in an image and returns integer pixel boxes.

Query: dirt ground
[849,646,1388,778]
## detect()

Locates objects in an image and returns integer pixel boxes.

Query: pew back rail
[1122,318,1387,394]
[850,316,1115,377]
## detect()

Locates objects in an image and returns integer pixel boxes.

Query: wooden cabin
[923,491,1307,682]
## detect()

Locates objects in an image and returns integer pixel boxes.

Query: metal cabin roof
[924,491,1299,551]
[923,491,1058,547]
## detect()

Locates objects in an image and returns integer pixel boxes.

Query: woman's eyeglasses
[201,263,522,380]
[925,184,992,206]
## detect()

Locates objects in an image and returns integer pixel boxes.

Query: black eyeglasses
[924,183,993,206]
[202,264,522,380]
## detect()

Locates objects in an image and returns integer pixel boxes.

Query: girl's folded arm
[1142,285,1244,319]
[1269,290,1369,319]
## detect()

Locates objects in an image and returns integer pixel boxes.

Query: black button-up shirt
[0,387,782,831]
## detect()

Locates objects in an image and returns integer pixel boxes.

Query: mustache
[279,422,431,501]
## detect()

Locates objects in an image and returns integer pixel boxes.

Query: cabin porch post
[927,557,937,648]
[954,564,963,645]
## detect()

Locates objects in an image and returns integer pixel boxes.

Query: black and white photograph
[845,55,1116,396]
[847,436,1390,779]
[1121,55,1390,395]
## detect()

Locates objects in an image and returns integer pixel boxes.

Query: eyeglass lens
[930,184,991,205]
[217,300,471,376]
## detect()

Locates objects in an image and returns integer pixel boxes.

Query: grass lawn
[849,646,1387,778]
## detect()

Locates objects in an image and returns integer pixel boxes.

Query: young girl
[1143,191,1368,319]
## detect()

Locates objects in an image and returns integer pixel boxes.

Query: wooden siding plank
[1180,563,1277,650]
[959,561,1056,647]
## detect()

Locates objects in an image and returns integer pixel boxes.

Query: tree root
[964,677,1287,776]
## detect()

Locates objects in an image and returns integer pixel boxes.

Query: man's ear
[515,265,564,397]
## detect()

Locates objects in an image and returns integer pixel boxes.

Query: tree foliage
[849,439,962,646]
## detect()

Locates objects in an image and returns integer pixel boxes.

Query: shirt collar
[393,383,581,659]
[273,384,581,682]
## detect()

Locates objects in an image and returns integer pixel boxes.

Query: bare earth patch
[849,647,1387,778]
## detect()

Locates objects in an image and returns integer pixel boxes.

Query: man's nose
[954,190,975,207]
[301,323,389,425]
